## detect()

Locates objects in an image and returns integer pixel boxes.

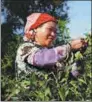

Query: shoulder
[16,42,40,56]
[19,42,34,49]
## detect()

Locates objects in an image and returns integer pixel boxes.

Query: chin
[45,41,52,47]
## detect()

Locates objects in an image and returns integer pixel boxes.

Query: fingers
[71,38,88,50]
[74,43,83,49]
[81,39,88,47]
[72,39,84,49]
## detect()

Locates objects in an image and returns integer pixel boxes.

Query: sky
[1,1,91,38]
[67,1,91,38]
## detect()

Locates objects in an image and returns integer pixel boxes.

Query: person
[16,13,86,78]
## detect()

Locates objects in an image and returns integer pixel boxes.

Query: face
[34,21,57,47]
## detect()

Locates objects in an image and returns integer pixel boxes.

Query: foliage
[54,19,71,46]
[1,33,92,101]
[1,0,69,31]
[1,0,92,101]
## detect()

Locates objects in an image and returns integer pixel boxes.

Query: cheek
[37,28,52,46]
[37,33,47,43]
[40,30,49,40]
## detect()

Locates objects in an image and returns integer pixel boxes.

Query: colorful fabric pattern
[16,42,71,77]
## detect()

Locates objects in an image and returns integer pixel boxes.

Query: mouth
[48,38,54,42]
[48,37,54,40]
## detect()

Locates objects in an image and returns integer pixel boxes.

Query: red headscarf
[24,13,57,41]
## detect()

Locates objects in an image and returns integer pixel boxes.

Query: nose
[51,31,56,38]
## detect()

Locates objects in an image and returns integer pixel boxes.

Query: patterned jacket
[15,41,71,77]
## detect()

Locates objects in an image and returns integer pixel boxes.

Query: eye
[47,28,56,33]
[47,28,52,31]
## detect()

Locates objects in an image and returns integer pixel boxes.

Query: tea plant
[1,33,92,101]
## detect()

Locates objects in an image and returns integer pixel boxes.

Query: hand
[70,38,87,50]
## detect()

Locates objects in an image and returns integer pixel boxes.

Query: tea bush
[1,33,92,101]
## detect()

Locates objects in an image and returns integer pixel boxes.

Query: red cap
[24,13,57,40]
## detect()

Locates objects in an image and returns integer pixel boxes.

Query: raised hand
[70,38,88,51]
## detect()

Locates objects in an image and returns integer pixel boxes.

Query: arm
[27,44,71,67]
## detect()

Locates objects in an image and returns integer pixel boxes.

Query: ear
[28,30,34,35]
[33,29,37,34]
[25,30,35,40]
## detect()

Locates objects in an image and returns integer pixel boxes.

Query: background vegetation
[1,0,92,101]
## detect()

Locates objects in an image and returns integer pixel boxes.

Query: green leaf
[78,78,87,85]
[58,86,65,101]
[65,90,69,97]
[75,51,83,60]
[70,81,77,89]
[15,89,20,94]
[45,74,48,80]
[45,87,51,96]
[35,91,45,100]
[21,80,30,88]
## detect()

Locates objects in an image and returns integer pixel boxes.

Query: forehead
[42,21,56,28]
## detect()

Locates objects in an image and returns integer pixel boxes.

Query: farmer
[16,13,86,77]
